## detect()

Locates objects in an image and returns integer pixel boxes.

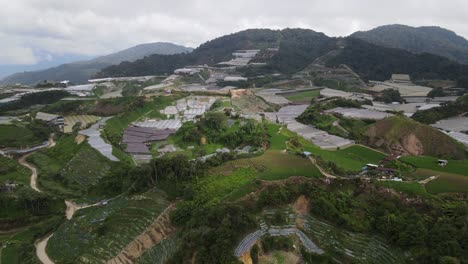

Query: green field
[426,174,468,194]
[27,136,114,196]
[47,188,170,263]
[401,156,468,176]
[268,124,386,172]
[304,215,406,264]
[284,90,321,102]
[377,181,429,197]
[205,150,322,202]
[0,124,43,148]
[0,155,29,185]
[211,150,322,181]
[137,235,180,264]
[0,216,63,264]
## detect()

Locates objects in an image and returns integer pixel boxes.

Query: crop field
[401,156,468,176]
[377,181,429,197]
[137,235,180,264]
[304,215,406,264]
[211,150,323,181]
[60,146,112,188]
[0,124,42,147]
[0,155,29,185]
[284,90,321,103]
[104,95,182,145]
[47,188,170,263]
[0,216,63,264]
[268,124,386,172]
[426,174,468,194]
[27,135,113,196]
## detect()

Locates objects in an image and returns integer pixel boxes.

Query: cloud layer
[1,0,468,65]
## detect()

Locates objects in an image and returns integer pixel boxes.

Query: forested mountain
[96,29,337,77]
[0,43,192,85]
[96,28,468,87]
[325,37,468,82]
[352,24,468,64]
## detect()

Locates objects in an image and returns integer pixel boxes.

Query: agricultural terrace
[399,156,468,194]
[0,124,44,148]
[268,124,386,172]
[27,135,115,196]
[400,156,468,176]
[0,155,30,185]
[283,90,321,103]
[47,189,169,263]
[304,215,406,264]
[104,95,184,146]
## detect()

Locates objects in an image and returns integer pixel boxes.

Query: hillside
[364,116,465,159]
[0,42,192,85]
[352,24,468,64]
[96,28,337,77]
[95,28,468,88]
[325,37,468,83]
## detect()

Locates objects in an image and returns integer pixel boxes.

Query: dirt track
[35,234,55,264]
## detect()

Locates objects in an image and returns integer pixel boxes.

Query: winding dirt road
[17,134,56,193]
[35,234,54,264]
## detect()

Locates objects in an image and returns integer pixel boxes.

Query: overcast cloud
[1,0,468,65]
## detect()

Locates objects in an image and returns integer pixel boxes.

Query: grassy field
[0,155,30,185]
[377,181,429,197]
[426,174,468,194]
[401,156,468,176]
[47,188,170,263]
[284,90,321,103]
[268,124,386,172]
[0,124,43,148]
[211,150,322,180]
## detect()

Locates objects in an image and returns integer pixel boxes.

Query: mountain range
[96,27,468,86]
[0,43,192,85]
[3,25,468,86]
[352,24,468,64]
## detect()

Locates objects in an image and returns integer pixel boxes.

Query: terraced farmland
[0,155,30,185]
[47,188,170,263]
[304,215,406,264]
[137,235,180,264]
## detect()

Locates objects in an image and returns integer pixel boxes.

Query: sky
[1,0,468,66]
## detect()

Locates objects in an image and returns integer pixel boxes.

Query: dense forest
[0,90,70,113]
[412,94,468,124]
[326,38,468,85]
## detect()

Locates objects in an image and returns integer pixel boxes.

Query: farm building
[325,107,393,120]
[35,112,64,125]
[122,126,177,155]
[390,74,411,83]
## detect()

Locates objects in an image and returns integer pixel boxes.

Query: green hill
[364,116,465,159]
[352,24,468,64]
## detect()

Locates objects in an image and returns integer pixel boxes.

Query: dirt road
[18,153,41,192]
[308,156,337,179]
[35,234,55,264]
[65,200,102,220]
[17,134,56,193]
